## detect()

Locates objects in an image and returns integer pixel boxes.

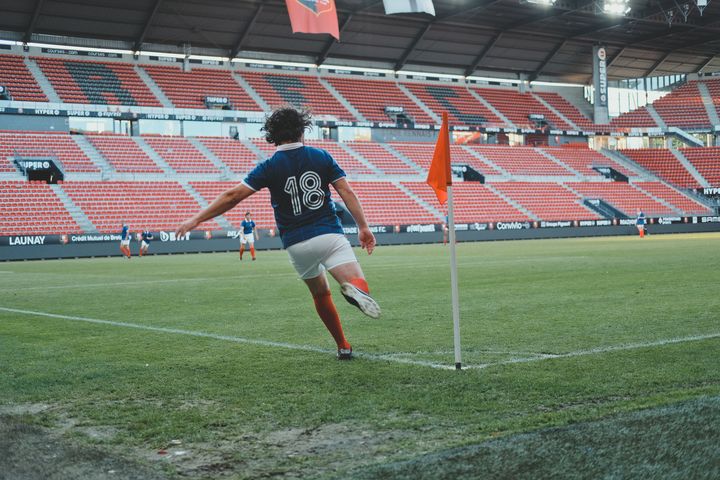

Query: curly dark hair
[261,107,313,146]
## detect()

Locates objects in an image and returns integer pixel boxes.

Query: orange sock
[250,245,256,259]
[639,229,644,238]
[349,278,369,294]
[313,292,350,349]
[239,246,244,259]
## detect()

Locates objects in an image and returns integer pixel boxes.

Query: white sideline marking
[1,306,718,371]
[0,306,454,370]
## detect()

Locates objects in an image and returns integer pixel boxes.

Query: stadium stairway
[669,148,711,187]
[187,137,233,179]
[240,138,269,162]
[599,149,649,179]
[133,137,176,174]
[697,82,720,126]
[532,93,580,131]
[317,76,366,122]
[50,183,97,233]
[460,145,511,178]
[231,71,271,112]
[379,143,425,175]
[72,136,115,179]
[134,65,174,108]
[395,82,441,124]
[465,88,515,128]
[338,143,383,175]
[394,182,445,220]
[536,149,583,178]
[631,183,684,215]
[24,57,62,103]
[484,184,540,221]
[180,182,233,230]
[645,105,667,130]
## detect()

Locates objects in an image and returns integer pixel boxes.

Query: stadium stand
[325,77,435,124]
[349,182,439,224]
[469,146,574,176]
[191,182,274,228]
[402,83,504,127]
[566,182,676,216]
[609,106,658,129]
[0,55,48,102]
[473,88,573,130]
[542,145,636,177]
[492,182,601,220]
[142,65,261,111]
[33,57,161,106]
[634,181,712,214]
[652,81,710,129]
[143,136,220,174]
[704,79,720,120]
[86,134,163,173]
[303,139,375,175]
[534,92,597,131]
[62,181,219,233]
[0,131,99,173]
[196,137,259,174]
[403,182,532,223]
[344,142,419,175]
[240,72,355,120]
[679,147,720,186]
[620,148,699,188]
[0,181,80,235]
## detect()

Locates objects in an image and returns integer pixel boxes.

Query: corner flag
[285,0,340,40]
[426,112,462,370]
[426,112,451,204]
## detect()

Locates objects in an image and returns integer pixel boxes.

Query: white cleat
[341,283,381,319]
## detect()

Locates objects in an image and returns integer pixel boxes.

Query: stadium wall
[2,220,719,262]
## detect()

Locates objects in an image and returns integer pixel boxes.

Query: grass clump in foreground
[0,233,719,479]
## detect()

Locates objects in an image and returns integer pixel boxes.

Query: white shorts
[286,233,357,280]
[120,239,130,247]
[240,233,254,245]
[141,240,150,249]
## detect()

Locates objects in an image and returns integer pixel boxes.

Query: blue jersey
[243,143,345,248]
[141,231,153,242]
[121,225,129,240]
[636,213,646,226]
[241,220,256,235]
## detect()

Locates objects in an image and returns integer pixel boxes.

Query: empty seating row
[0,181,80,235]
[620,148,699,188]
[0,55,48,102]
[0,131,99,172]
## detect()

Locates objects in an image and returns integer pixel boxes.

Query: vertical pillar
[593,45,610,125]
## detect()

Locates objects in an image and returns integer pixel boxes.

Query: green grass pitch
[1,233,719,479]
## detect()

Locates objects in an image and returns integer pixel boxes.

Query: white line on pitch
[465,333,720,370]
[0,306,454,370]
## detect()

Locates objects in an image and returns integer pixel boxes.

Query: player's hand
[175,218,198,238]
[359,227,376,255]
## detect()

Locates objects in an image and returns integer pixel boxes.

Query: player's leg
[248,234,256,260]
[303,273,352,360]
[239,236,245,260]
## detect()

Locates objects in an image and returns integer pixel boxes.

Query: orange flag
[426,112,452,205]
[285,0,340,40]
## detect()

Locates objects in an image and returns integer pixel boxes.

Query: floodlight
[525,0,557,5]
[603,0,631,15]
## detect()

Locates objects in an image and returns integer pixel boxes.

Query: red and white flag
[285,0,340,40]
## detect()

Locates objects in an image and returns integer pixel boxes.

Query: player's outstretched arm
[332,178,375,255]
[176,184,255,237]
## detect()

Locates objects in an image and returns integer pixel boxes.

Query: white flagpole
[446,185,462,370]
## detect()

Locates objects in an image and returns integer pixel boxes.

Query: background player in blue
[239,212,257,261]
[636,209,646,238]
[139,230,153,257]
[176,107,380,360]
[119,223,131,259]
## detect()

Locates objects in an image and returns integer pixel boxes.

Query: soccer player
[636,209,646,238]
[239,212,257,261]
[176,107,380,360]
[120,223,131,259]
[139,230,153,257]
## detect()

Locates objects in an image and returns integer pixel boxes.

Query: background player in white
[176,107,379,360]
[239,211,257,261]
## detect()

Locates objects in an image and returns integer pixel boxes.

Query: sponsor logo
[496,221,530,230]
[205,96,229,104]
[658,217,682,225]
[406,224,436,233]
[596,47,608,106]
[540,221,572,228]
[20,161,51,170]
[9,235,45,246]
[701,216,720,223]
[159,231,190,242]
[296,0,333,15]
[35,109,61,115]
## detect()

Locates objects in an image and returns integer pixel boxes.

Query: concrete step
[72,136,115,179]
[338,143,383,174]
[317,76,366,121]
[232,71,270,111]
[24,57,62,103]
[645,104,667,130]
[669,147,711,188]
[697,82,720,127]
[484,184,540,221]
[381,143,426,173]
[186,137,234,179]
[133,137,176,174]
[180,182,233,230]
[395,82,441,124]
[598,149,647,179]
[536,148,583,178]
[394,182,445,221]
[134,65,174,108]
[531,92,579,131]
[50,183,97,233]
[630,182,683,215]
[466,88,515,128]
[459,145,511,177]
[241,138,269,162]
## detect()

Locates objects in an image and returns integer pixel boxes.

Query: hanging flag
[426,112,451,204]
[383,0,436,15]
[285,0,340,40]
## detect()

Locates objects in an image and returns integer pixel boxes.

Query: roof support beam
[607,47,627,68]
[465,32,503,77]
[229,3,263,59]
[530,40,568,81]
[315,14,353,65]
[644,52,672,77]
[696,55,716,73]
[439,0,506,21]
[23,0,45,44]
[133,0,164,52]
[395,22,433,71]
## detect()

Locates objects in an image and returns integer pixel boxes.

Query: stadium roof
[1,0,720,83]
